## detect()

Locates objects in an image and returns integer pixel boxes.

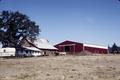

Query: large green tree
[0,11,40,47]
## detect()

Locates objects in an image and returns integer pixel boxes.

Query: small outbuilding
[0,48,16,57]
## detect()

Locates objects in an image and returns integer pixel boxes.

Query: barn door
[64,46,70,52]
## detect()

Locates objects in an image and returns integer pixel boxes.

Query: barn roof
[84,44,108,49]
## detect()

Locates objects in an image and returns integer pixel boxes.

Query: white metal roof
[34,38,57,50]
[84,44,108,49]
[23,46,41,51]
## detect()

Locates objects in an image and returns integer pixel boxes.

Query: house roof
[22,46,41,51]
[34,38,57,50]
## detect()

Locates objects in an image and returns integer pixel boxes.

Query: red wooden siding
[75,44,83,53]
[84,46,107,54]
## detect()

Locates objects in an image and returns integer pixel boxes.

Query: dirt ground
[0,55,120,80]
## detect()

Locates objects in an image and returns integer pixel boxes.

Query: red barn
[55,40,108,54]
[55,40,83,54]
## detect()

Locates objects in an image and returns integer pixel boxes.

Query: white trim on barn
[59,44,76,47]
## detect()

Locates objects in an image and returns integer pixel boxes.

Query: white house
[16,37,58,57]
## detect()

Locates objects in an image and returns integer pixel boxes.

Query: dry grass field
[0,55,120,80]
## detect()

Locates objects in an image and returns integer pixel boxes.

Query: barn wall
[75,44,83,53]
[56,46,64,52]
[84,46,108,54]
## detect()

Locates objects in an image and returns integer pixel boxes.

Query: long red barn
[55,40,108,54]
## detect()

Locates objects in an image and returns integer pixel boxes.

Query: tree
[0,11,40,48]
[108,45,111,53]
[111,43,119,54]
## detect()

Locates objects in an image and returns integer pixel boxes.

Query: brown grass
[0,54,120,80]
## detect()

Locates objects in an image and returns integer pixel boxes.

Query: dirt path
[0,55,120,80]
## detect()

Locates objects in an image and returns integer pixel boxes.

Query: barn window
[64,46,70,52]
